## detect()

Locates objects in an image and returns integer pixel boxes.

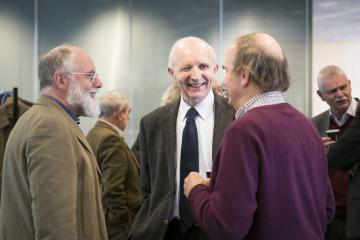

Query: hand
[184,172,210,198]
[322,136,335,153]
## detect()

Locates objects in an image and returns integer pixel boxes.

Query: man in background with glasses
[0,44,107,240]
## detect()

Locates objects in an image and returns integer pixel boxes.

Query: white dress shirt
[173,91,215,218]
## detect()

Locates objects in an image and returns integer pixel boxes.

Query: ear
[214,64,219,73]
[116,110,123,120]
[168,67,177,83]
[240,69,251,87]
[317,90,325,101]
[53,71,68,90]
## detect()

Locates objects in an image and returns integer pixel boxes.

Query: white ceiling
[313,0,360,41]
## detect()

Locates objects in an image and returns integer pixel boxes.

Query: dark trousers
[326,217,360,240]
[164,219,209,240]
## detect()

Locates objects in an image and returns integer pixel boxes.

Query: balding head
[168,36,216,69]
[253,33,285,61]
[317,65,348,92]
[232,32,289,92]
[166,36,218,106]
[38,44,94,90]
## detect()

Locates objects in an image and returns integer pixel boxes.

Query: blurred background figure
[312,65,358,240]
[328,104,360,240]
[87,90,142,240]
[160,81,181,106]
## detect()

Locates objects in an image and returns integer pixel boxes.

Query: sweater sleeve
[189,124,260,240]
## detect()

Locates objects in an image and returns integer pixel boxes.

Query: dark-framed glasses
[66,72,99,83]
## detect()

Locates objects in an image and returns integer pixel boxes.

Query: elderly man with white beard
[0,44,107,240]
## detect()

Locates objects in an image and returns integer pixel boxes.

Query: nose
[93,76,102,88]
[334,88,344,97]
[190,67,201,80]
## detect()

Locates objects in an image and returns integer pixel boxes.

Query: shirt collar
[98,119,124,136]
[330,98,358,125]
[179,91,214,121]
[43,95,80,124]
[235,91,285,119]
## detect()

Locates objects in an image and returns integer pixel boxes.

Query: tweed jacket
[0,96,107,240]
[327,104,360,237]
[87,120,142,237]
[129,94,235,240]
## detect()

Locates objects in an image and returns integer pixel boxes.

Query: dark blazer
[311,109,330,137]
[129,94,235,240]
[327,105,360,237]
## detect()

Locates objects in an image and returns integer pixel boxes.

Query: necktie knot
[186,108,198,121]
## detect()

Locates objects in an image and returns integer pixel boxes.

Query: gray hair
[99,91,130,118]
[38,44,75,90]
[167,36,216,68]
[233,33,289,92]
[317,65,348,91]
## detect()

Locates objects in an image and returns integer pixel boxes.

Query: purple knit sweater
[189,103,335,240]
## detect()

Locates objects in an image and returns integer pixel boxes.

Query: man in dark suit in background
[129,36,235,240]
[87,91,142,240]
[328,104,360,240]
[312,65,358,240]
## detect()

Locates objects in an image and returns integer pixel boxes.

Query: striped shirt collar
[235,91,285,119]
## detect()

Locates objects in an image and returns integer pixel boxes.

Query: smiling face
[168,38,218,106]
[65,48,102,117]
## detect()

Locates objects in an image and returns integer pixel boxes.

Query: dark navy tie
[179,107,199,231]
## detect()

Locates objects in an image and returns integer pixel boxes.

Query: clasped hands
[183,172,210,198]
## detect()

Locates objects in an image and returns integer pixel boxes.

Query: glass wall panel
[1,0,310,145]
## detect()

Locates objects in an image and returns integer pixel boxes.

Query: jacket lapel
[37,96,101,175]
[163,101,179,190]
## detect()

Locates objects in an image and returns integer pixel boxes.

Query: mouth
[336,99,347,105]
[89,89,98,98]
[188,82,207,88]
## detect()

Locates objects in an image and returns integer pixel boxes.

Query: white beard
[67,83,100,118]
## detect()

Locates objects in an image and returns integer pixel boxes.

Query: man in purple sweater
[183,32,335,240]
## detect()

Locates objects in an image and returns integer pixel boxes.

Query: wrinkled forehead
[320,74,350,91]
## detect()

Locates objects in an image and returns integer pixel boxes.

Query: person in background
[312,65,358,240]
[129,36,235,240]
[87,90,142,240]
[0,44,107,239]
[327,103,360,240]
[161,82,181,106]
[184,32,335,240]
[211,79,223,96]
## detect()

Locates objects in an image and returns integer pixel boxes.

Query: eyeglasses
[66,72,99,83]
